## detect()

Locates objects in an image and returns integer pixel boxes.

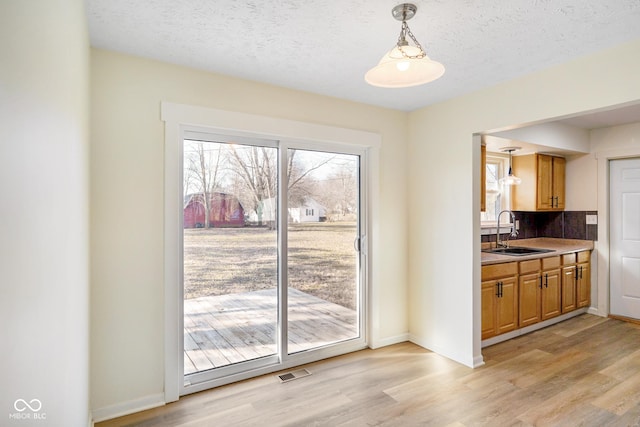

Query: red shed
[183,192,245,228]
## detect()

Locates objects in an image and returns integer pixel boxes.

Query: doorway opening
[609,157,640,321]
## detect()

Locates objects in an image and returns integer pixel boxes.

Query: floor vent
[277,368,311,383]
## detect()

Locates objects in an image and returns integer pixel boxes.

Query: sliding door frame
[162,102,381,401]
[278,140,369,362]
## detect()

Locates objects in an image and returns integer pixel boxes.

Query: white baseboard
[91,393,165,423]
[587,306,606,317]
[472,355,486,368]
[369,332,409,349]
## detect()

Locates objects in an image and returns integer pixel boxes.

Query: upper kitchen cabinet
[512,153,565,211]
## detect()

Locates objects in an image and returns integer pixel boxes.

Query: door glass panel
[183,139,278,376]
[286,149,360,354]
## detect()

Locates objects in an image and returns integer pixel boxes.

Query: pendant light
[500,147,522,186]
[365,3,445,88]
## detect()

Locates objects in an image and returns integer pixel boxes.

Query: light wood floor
[97,314,640,426]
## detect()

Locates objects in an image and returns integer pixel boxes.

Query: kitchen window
[481,154,510,225]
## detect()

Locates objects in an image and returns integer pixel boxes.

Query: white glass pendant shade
[499,148,522,186]
[365,46,445,88]
[500,170,522,186]
[366,3,444,88]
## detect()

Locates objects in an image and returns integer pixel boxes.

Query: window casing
[162,102,381,401]
[481,154,511,225]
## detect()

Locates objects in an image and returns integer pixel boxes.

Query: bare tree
[287,149,338,206]
[183,138,355,230]
[228,145,277,225]
[316,161,358,220]
[184,141,224,228]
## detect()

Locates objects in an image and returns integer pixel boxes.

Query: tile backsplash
[482,211,598,244]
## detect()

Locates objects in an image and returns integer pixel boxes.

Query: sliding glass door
[183,139,279,378]
[286,149,361,354]
[182,134,366,389]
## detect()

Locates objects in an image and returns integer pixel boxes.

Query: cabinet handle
[496,282,500,297]
[554,196,559,207]
[575,266,579,282]
[545,273,548,288]
[499,281,503,298]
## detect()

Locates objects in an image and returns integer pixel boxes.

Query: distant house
[248,197,326,224]
[290,198,326,223]
[183,192,245,228]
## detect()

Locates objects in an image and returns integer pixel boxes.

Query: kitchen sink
[483,246,555,256]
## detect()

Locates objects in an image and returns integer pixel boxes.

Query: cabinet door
[519,272,541,328]
[541,268,562,320]
[536,154,554,210]
[553,157,565,209]
[577,262,590,308]
[496,276,518,335]
[561,266,577,313]
[481,280,497,339]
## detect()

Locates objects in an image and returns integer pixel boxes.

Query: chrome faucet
[496,210,518,248]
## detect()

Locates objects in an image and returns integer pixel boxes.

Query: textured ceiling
[86,0,640,112]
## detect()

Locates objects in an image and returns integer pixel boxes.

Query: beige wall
[407,40,640,367]
[0,0,90,424]
[565,121,640,212]
[90,36,640,417]
[565,153,599,211]
[592,121,640,153]
[90,49,409,413]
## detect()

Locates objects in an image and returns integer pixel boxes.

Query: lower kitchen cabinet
[519,272,541,327]
[518,259,541,328]
[541,261,562,320]
[482,262,518,340]
[518,257,561,327]
[483,249,591,341]
[562,265,577,313]
[577,258,590,308]
[562,250,591,313]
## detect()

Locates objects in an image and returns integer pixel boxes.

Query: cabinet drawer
[542,256,561,270]
[577,251,590,263]
[562,253,576,265]
[482,262,518,280]
[519,259,541,274]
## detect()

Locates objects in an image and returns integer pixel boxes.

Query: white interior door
[610,157,640,320]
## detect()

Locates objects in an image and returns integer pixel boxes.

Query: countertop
[481,237,594,265]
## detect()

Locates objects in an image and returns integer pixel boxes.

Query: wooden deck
[184,288,358,375]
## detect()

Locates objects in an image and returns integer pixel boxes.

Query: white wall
[564,121,640,211]
[90,49,409,415]
[495,121,590,154]
[0,1,90,425]
[407,40,640,368]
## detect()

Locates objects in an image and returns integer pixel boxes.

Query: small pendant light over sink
[500,147,522,186]
[365,3,445,88]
